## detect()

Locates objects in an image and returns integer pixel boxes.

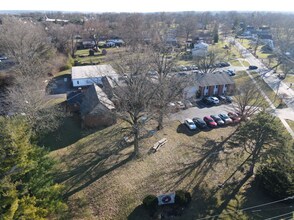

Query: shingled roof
[194,71,235,87]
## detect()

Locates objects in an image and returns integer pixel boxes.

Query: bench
[152,138,168,152]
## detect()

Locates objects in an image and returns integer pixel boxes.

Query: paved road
[227,37,294,138]
[232,37,294,111]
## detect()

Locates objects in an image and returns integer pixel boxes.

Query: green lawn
[286,119,294,131]
[251,72,283,108]
[229,59,242,67]
[240,60,250,67]
[238,39,251,49]
[54,69,71,77]
[283,74,294,84]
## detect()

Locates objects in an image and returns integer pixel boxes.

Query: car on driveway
[184,118,197,130]
[203,116,217,128]
[218,113,233,124]
[248,65,258,70]
[228,112,241,123]
[210,115,225,126]
[193,117,208,129]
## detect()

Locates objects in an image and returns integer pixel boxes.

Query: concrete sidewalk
[231,39,294,138]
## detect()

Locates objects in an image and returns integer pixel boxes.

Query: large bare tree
[193,48,223,74]
[233,80,265,121]
[112,49,156,157]
[149,44,190,130]
[0,16,64,134]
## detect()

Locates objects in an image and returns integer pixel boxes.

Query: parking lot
[169,102,235,123]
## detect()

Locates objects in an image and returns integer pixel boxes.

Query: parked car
[180,65,188,71]
[210,115,225,126]
[228,112,241,123]
[176,101,185,109]
[226,69,236,76]
[219,62,230,67]
[0,56,8,60]
[217,95,227,103]
[248,65,258,70]
[183,100,193,109]
[202,97,214,105]
[192,117,208,129]
[207,96,220,105]
[225,96,233,103]
[184,118,197,130]
[191,65,198,70]
[203,116,217,128]
[219,113,233,124]
[177,72,188,77]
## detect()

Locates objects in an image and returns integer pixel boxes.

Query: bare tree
[112,50,156,157]
[233,80,265,121]
[0,16,54,70]
[117,14,145,49]
[149,44,190,130]
[193,48,223,74]
[83,19,109,47]
[47,23,81,56]
[177,12,198,49]
[6,74,64,134]
[0,16,64,134]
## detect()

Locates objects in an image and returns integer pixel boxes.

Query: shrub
[175,190,191,206]
[60,55,75,71]
[142,194,158,214]
[256,164,294,199]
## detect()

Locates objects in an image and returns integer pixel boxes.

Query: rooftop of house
[72,64,117,80]
[80,84,115,116]
[195,71,235,87]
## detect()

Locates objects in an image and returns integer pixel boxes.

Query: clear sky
[2,0,293,13]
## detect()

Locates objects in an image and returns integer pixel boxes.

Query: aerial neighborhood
[0,7,293,220]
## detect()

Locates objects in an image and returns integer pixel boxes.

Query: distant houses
[239,25,274,50]
[191,42,209,57]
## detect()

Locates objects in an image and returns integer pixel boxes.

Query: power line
[195,196,294,220]
[264,211,294,220]
[242,196,294,212]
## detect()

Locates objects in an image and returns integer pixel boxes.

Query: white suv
[208,96,220,104]
[184,119,197,130]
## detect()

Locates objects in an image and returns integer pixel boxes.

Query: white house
[71,65,118,87]
[192,42,209,57]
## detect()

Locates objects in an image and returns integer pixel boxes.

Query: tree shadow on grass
[54,125,134,198]
[128,204,151,220]
[39,115,102,151]
[238,179,294,220]
[162,131,236,192]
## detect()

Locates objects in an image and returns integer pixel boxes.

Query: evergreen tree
[0,117,67,219]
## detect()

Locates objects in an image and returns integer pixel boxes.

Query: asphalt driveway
[169,103,235,123]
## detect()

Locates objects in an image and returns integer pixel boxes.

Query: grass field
[283,74,294,85]
[250,72,283,108]
[49,119,293,220]
[286,119,294,131]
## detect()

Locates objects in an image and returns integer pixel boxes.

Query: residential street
[227,37,294,138]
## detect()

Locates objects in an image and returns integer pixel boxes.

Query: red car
[228,112,241,123]
[203,116,217,128]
